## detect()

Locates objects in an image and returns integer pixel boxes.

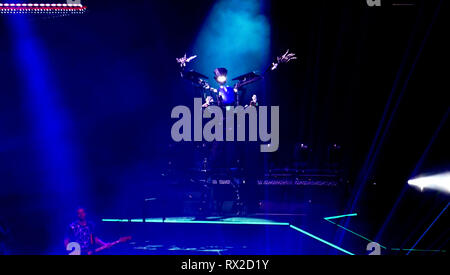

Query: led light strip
[103,218,290,226]
[0,3,87,14]
[324,213,358,221]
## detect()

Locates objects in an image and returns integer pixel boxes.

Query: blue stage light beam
[191,0,271,82]
[341,0,444,246]
[7,16,84,208]
[375,107,449,242]
[407,203,449,255]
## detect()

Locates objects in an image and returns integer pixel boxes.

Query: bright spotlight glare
[217,75,227,84]
[214,68,228,84]
[408,172,450,194]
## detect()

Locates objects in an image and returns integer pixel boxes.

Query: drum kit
[177,49,296,108]
[174,50,297,216]
[181,68,262,107]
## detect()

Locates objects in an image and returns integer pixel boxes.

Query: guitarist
[64,207,112,255]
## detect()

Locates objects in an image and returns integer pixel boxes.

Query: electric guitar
[67,236,132,255]
[94,236,132,254]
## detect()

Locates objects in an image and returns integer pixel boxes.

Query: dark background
[0,0,448,254]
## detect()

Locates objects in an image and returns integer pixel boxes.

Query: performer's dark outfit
[65,221,97,255]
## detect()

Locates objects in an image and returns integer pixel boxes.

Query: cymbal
[232,71,261,82]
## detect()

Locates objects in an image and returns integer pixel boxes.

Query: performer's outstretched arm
[234,50,297,91]
[176,53,217,96]
[176,53,197,70]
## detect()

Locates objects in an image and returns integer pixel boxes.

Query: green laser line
[289,225,355,255]
[326,219,387,250]
[323,214,445,253]
[324,213,358,220]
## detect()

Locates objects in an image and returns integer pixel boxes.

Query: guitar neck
[94,236,131,254]
[95,240,120,253]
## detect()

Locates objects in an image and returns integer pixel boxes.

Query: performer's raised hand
[176,53,197,68]
[271,49,297,70]
[279,49,297,64]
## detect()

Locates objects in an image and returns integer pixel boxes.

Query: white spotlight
[216,75,227,84]
[214,68,228,85]
[408,172,450,194]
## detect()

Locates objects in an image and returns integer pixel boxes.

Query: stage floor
[95,214,447,255]
[98,215,358,255]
